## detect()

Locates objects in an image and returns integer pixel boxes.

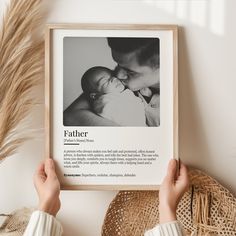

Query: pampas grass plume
[0,0,46,161]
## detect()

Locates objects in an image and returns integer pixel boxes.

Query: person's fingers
[165,159,177,182]
[177,162,189,190]
[140,87,152,97]
[34,162,46,184]
[179,162,188,180]
[36,161,45,175]
[149,93,159,106]
[45,158,56,178]
[137,91,148,105]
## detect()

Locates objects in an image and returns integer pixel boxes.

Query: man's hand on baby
[138,93,160,126]
[139,87,152,97]
[159,159,189,223]
[149,93,159,108]
[34,158,61,216]
[145,105,160,127]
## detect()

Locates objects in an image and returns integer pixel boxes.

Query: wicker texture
[102,169,236,236]
[0,208,33,236]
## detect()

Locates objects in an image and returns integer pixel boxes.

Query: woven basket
[102,169,236,236]
[0,208,33,236]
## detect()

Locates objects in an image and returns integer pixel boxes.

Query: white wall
[0,1,235,235]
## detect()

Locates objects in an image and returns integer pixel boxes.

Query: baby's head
[81,66,125,99]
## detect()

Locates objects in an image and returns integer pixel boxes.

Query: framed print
[45,24,178,190]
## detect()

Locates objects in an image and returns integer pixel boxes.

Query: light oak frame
[45,24,179,190]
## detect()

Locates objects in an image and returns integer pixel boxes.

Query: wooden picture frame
[45,24,178,190]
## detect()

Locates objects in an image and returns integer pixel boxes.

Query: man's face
[111,49,159,91]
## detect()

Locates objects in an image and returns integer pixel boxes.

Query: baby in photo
[81,66,147,126]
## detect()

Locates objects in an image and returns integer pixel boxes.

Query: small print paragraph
[63,149,159,168]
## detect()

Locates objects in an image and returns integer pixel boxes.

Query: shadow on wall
[140,1,227,168]
[143,1,236,194]
[144,0,225,36]
[178,26,211,169]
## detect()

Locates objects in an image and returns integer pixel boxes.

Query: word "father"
[64,130,88,137]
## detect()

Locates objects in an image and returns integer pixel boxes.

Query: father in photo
[64,38,160,127]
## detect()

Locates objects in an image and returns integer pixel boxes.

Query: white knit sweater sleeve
[144,221,185,236]
[23,211,63,236]
[23,211,184,236]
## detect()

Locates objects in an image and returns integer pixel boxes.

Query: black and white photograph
[63,37,160,127]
